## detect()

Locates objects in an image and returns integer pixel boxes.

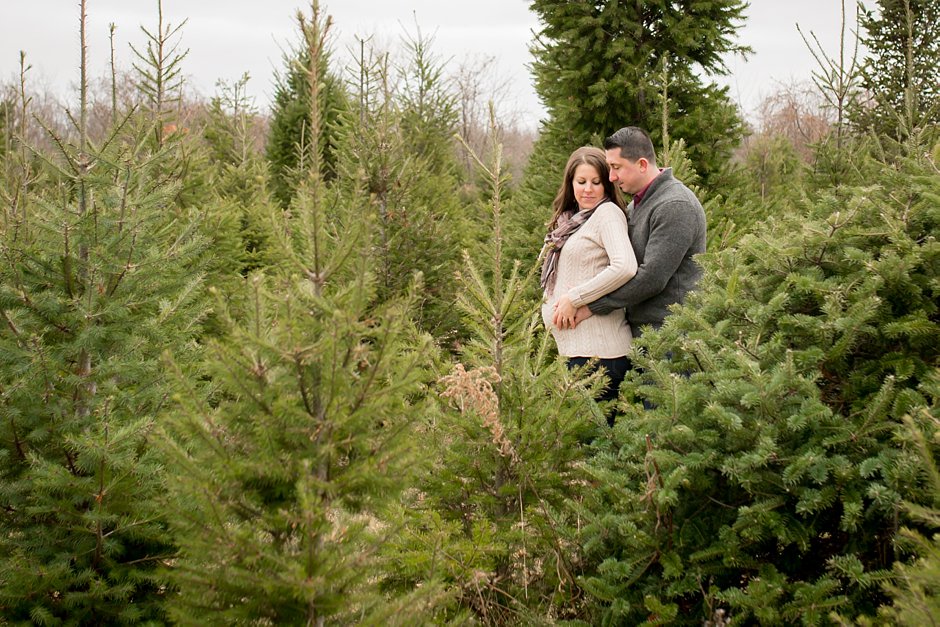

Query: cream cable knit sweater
[541,201,637,359]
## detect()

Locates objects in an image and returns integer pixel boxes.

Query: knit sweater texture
[587,168,706,329]
[541,201,638,358]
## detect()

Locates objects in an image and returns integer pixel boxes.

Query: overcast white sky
[0,1,859,128]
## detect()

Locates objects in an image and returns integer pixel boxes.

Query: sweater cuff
[588,297,616,315]
[567,287,585,308]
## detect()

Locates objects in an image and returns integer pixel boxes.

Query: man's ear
[637,157,649,172]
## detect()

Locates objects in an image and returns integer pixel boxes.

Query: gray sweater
[587,168,706,330]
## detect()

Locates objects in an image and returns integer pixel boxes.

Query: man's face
[606,148,649,195]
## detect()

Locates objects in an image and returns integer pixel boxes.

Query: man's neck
[632,168,663,206]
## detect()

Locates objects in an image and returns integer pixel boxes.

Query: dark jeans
[567,356,631,426]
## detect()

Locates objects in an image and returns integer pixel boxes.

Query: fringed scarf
[539,200,606,295]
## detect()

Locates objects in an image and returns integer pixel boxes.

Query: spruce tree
[381,140,604,623]
[130,0,188,147]
[159,3,440,622]
[527,0,748,185]
[264,3,348,208]
[159,198,436,623]
[331,28,474,346]
[0,2,208,622]
[198,73,277,279]
[396,25,462,181]
[574,138,939,624]
[852,0,940,139]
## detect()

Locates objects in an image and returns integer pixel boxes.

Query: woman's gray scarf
[539,203,602,295]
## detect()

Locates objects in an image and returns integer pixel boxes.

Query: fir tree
[264,2,348,207]
[852,0,940,140]
[0,2,208,622]
[382,139,604,623]
[854,370,940,625]
[332,28,474,346]
[574,138,939,624]
[527,0,748,186]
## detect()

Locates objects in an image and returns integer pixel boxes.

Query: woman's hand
[553,298,594,330]
[552,296,578,329]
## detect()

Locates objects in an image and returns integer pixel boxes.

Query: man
[559,126,706,337]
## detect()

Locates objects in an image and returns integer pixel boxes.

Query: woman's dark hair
[547,146,623,230]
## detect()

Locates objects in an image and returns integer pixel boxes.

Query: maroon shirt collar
[632,169,664,207]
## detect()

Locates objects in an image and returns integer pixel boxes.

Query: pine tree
[852,0,940,139]
[159,3,441,622]
[574,138,939,624]
[331,27,474,346]
[528,0,748,185]
[264,3,348,208]
[159,202,436,623]
[380,139,605,623]
[0,2,208,622]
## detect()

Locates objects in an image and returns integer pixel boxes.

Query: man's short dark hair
[604,126,657,164]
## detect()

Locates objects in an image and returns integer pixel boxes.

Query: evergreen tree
[130,0,188,147]
[160,3,441,621]
[264,4,348,208]
[574,138,939,624]
[527,0,748,186]
[1,54,42,229]
[0,4,208,622]
[396,25,463,181]
[0,96,9,166]
[862,370,940,625]
[332,28,474,346]
[199,73,277,277]
[159,188,437,623]
[852,0,940,139]
[382,141,602,623]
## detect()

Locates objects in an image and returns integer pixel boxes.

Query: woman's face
[572,163,604,211]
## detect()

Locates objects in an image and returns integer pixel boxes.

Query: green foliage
[0,109,209,622]
[382,142,604,624]
[264,19,348,207]
[528,0,748,186]
[575,141,939,624]
[396,25,463,181]
[862,371,940,625]
[159,9,442,621]
[197,74,278,278]
[507,126,572,278]
[0,97,9,164]
[331,30,475,347]
[706,134,808,250]
[160,176,440,624]
[130,0,189,146]
[852,0,940,140]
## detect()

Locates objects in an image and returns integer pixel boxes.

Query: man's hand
[572,305,593,328]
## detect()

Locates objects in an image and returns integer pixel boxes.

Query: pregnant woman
[540,146,637,424]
